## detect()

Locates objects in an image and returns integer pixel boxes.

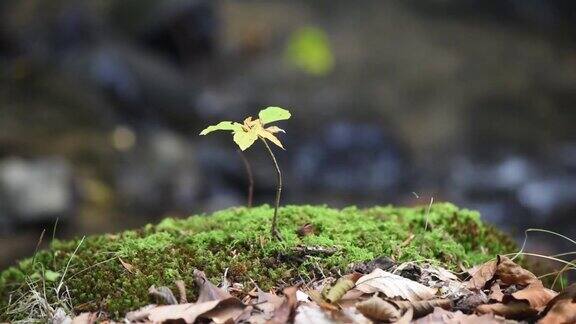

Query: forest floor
[0,203,574,323]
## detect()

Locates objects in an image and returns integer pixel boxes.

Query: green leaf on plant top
[233,129,258,151]
[258,107,291,125]
[44,270,61,282]
[200,121,243,135]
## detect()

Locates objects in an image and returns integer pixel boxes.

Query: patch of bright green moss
[0,203,515,319]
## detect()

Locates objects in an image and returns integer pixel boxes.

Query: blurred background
[1,0,575,269]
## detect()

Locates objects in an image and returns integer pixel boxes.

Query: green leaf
[44,270,61,282]
[200,121,243,135]
[233,129,258,151]
[258,107,291,125]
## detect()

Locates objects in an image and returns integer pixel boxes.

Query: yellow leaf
[257,129,285,149]
[233,129,258,151]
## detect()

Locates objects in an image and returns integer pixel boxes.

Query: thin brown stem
[261,138,282,240]
[236,149,254,208]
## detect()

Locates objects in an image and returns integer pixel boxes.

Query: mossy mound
[1,203,515,319]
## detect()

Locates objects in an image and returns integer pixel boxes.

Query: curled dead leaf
[466,260,497,291]
[355,268,437,302]
[538,298,576,324]
[476,300,538,320]
[325,273,362,304]
[194,268,232,302]
[391,298,452,319]
[356,296,400,322]
[496,256,539,286]
[507,283,557,308]
[149,285,178,305]
[489,282,504,302]
[539,283,576,324]
[118,257,135,274]
[269,286,298,324]
[296,223,316,237]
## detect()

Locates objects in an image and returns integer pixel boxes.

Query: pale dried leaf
[118,257,135,274]
[147,301,220,323]
[489,282,504,302]
[175,279,187,303]
[199,297,246,323]
[414,307,510,324]
[355,268,437,302]
[266,126,286,134]
[268,286,298,324]
[294,304,334,324]
[396,306,414,324]
[466,260,497,290]
[149,285,178,305]
[392,298,452,319]
[194,269,232,302]
[355,296,400,322]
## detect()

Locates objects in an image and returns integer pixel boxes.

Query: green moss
[0,203,515,319]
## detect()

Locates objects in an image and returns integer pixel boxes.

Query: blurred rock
[115,128,200,215]
[0,157,74,223]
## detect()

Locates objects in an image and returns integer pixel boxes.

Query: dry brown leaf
[355,268,437,302]
[268,286,298,324]
[175,279,188,303]
[414,307,510,324]
[476,300,538,320]
[466,260,497,290]
[496,256,539,286]
[118,257,135,274]
[147,300,221,323]
[539,283,576,324]
[538,298,576,324]
[148,285,178,305]
[296,223,316,237]
[391,298,452,319]
[489,282,504,302]
[325,273,361,303]
[199,297,247,323]
[194,268,232,302]
[255,288,285,319]
[144,297,245,323]
[356,296,400,322]
[507,283,557,308]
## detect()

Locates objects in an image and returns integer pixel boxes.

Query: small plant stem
[261,138,283,240]
[236,149,254,208]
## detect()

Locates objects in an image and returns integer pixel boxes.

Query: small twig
[56,236,85,294]
[237,149,254,208]
[424,197,433,231]
[32,229,46,265]
[261,138,283,240]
